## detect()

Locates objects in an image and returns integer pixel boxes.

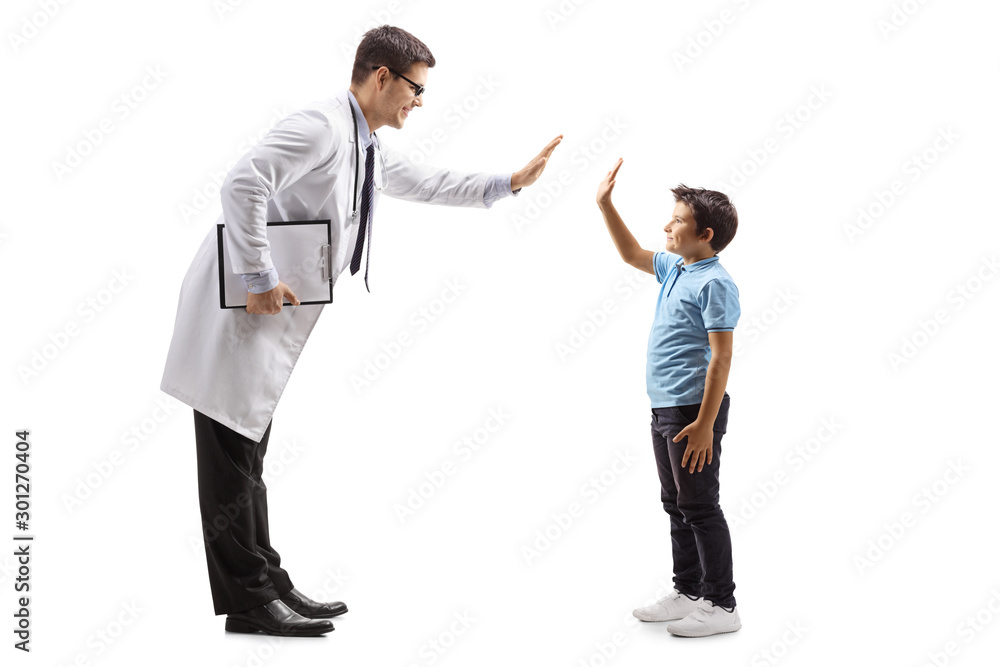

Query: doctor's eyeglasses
[372,65,425,97]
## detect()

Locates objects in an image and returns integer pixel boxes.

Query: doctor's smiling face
[350,25,435,133]
[375,62,426,130]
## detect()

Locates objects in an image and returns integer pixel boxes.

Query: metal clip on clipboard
[320,243,332,282]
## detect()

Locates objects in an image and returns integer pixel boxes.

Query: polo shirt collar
[675,255,720,273]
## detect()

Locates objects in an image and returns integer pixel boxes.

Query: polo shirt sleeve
[698,278,741,332]
[653,252,682,283]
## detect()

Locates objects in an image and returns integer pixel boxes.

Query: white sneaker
[667,599,742,637]
[632,589,704,622]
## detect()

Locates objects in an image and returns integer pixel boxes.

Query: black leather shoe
[279,587,348,619]
[225,599,334,636]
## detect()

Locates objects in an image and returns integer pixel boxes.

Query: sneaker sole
[667,622,742,638]
[632,610,685,622]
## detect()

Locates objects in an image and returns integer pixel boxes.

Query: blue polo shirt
[647,252,740,407]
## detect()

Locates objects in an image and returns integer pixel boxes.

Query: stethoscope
[347,101,386,222]
[349,102,362,223]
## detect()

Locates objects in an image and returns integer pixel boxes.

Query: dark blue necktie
[350,142,375,291]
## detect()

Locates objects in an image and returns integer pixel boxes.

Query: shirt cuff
[241,268,279,294]
[483,173,518,209]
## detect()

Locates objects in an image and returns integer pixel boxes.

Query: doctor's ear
[371,66,391,90]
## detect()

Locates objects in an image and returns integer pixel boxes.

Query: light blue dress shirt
[240,91,517,293]
[646,252,741,408]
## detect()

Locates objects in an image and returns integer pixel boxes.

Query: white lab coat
[161,90,492,442]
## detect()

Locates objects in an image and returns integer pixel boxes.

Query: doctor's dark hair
[670,184,738,253]
[352,25,436,87]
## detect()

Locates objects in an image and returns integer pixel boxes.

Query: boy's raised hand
[597,157,623,206]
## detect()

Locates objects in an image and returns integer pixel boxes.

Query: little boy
[596,158,741,637]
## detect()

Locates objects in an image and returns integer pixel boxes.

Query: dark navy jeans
[650,393,736,608]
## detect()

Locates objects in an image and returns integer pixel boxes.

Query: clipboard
[217,220,333,309]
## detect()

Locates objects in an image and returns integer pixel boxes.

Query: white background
[3,0,1000,665]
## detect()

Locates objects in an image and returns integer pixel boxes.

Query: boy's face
[663,201,711,256]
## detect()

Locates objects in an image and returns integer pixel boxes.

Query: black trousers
[193,410,294,615]
[650,393,736,608]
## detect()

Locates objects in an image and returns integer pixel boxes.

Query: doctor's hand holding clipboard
[246,281,300,315]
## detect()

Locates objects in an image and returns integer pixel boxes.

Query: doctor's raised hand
[511,135,563,190]
[246,280,300,315]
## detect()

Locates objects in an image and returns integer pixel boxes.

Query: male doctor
[161,25,561,637]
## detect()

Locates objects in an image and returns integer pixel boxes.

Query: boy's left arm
[675,331,733,473]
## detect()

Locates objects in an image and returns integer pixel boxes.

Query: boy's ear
[700,227,715,244]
